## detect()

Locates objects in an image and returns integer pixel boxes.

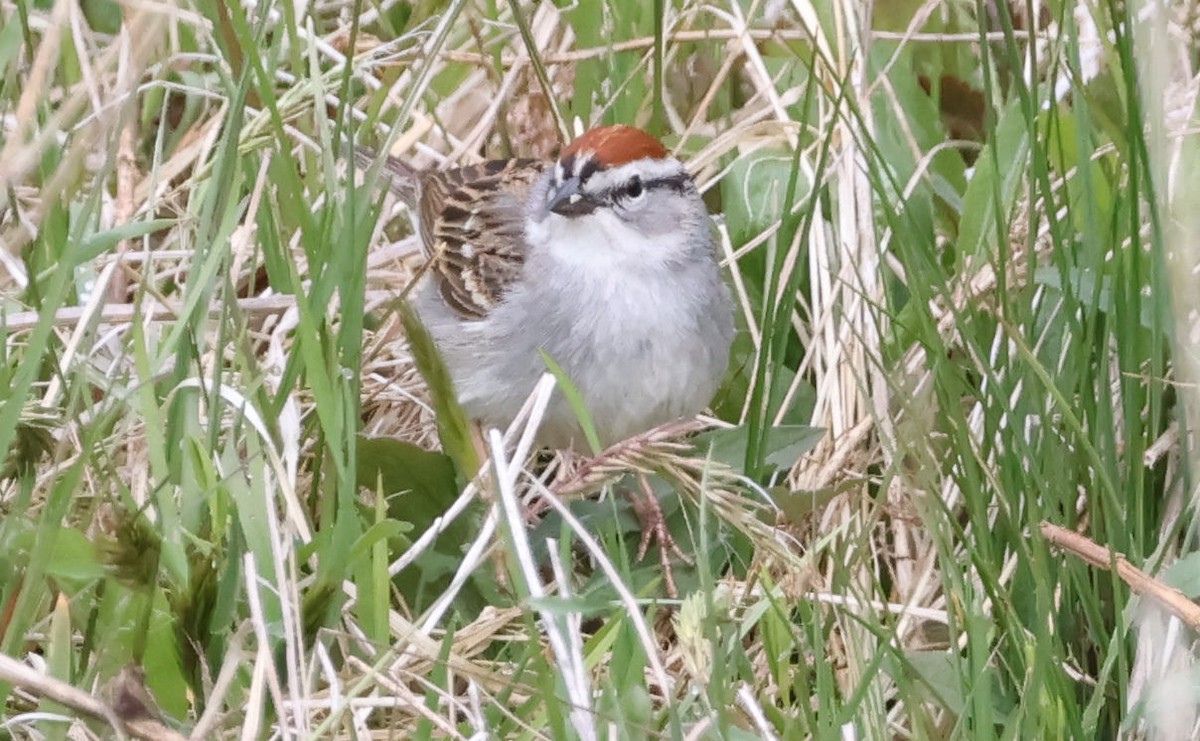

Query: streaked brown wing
[418,159,545,320]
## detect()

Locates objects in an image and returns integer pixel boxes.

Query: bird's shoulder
[418,159,547,321]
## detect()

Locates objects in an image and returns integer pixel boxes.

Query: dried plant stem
[1041,522,1200,631]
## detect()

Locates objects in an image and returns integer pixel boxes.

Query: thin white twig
[491,428,596,741]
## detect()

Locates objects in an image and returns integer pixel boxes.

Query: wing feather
[418,160,545,320]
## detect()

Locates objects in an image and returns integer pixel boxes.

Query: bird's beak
[546,176,597,217]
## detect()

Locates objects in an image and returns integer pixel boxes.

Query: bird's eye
[623,176,644,200]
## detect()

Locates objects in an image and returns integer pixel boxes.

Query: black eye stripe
[603,173,691,201]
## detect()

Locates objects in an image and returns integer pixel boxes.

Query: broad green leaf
[896,650,1015,718]
[356,436,458,514]
[771,484,843,525]
[900,650,968,715]
[694,424,823,473]
[721,149,809,248]
[957,100,1030,261]
[42,527,105,583]
[356,435,489,614]
[0,18,24,80]
[1162,553,1200,599]
[81,0,123,34]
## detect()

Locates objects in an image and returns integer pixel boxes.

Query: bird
[360,124,734,448]
[359,125,735,593]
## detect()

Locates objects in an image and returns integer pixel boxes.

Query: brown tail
[353,145,418,207]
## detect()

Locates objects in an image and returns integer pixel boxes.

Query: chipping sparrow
[362,125,734,450]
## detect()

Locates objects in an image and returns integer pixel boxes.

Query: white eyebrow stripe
[581,158,686,193]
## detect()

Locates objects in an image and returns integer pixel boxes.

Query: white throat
[525,210,683,272]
